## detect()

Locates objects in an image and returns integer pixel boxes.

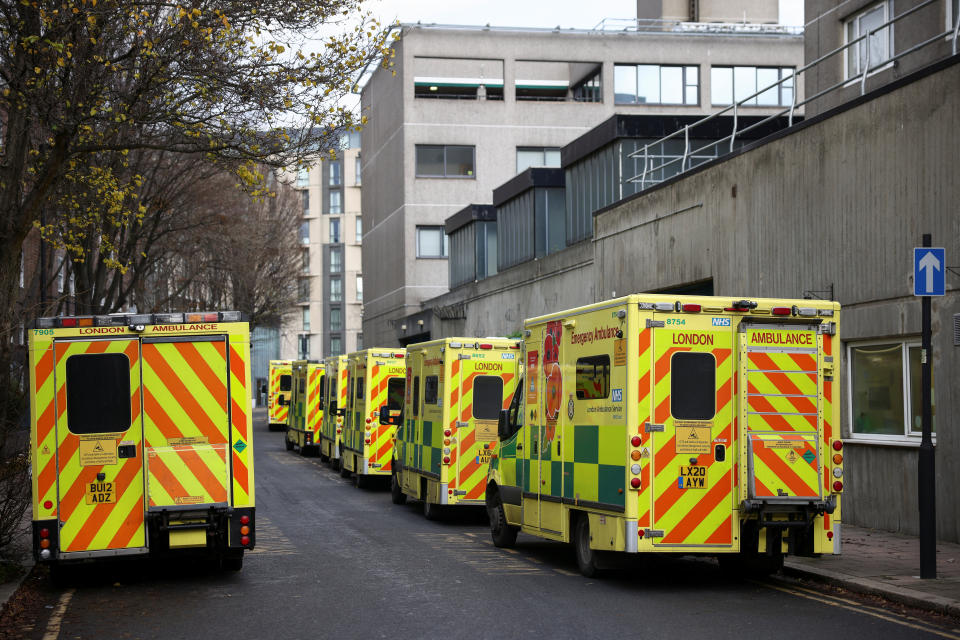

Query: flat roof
[492,168,565,207]
[445,204,496,235]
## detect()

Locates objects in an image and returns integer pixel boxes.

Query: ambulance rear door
[52,337,146,554]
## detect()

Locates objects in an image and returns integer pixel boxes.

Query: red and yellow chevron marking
[268,360,291,425]
[366,362,405,474]
[33,342,58,519]
[651,330,734,546]
[229,338,253,506]
[143,340,230,507]
[636,328,652,528]
[745,352,818,431]
[749,433,820,498]
[307,366,324,441]
[53,338,146,553]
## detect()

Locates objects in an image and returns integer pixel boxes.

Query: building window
[330,247,342,272]
[329,218,340,244]
[416,226,448,258]
[329,190,342,215]
[298,335,310,359]
[301,248,310,274]
[614,64,699,105]
[415,145,475,178]
[330,277,342,302]
[297,278,310,302]
[299,220,309,245]
[845,2,892,78]
[356,274,363,302]
[302,308,311,332]
[329,161,342,186]
[516,147,561,173]
[572,69,602,103]
[330,308,342,331]
[355,156,362,186]
[848,340,934,440]
[302,190,310,213]
[330,335,342,356]
[355,217,362,243]
[355,332,363,351]
[296,168,309,188]
[711,66,795,107]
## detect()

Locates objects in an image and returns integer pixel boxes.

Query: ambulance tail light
[240,515,250,525]
[40,528,50,539]
[832,440,843,451]
[833,481,843,492]
[241,536,251,547]
[630,477,641,489]
[832,453,843,465]
[771,307,791,316]
[442,456,450,464]
[679,304,701,313]
[510,343,521,349]
[394,353,404,358]
[478,343,493,350]
[630,436,641,447]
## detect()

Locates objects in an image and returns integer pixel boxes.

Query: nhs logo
[612,389,623,402]
[711,317,731,327]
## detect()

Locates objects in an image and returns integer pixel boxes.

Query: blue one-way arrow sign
[914,247,945,296]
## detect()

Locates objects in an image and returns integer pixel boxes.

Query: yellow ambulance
[28,311,256,571]
[487,294,843,577]
[340,349,406,488]
[319,354,348,468]
[268,359,293,431]
[389,338,521,519]
[284,360,324,455]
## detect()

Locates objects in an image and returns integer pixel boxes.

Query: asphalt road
[3,410,958,640]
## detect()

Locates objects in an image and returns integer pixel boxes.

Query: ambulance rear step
[741,495,837,530]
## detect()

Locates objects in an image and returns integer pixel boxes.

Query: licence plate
[679,465,707,490]
[84,481,116,505]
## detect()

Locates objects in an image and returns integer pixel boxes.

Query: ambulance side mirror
[379,404,400,426]
[498,409,512,440]
[278,396,288,406]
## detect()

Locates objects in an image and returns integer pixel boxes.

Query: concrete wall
[360,25,803,347]
[593,57,960,541]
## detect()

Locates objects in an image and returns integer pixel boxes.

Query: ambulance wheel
[339,456,352,478]
[488,491,518,548]
[319,450,330,462]
[574,514,602,578]
[423,499,442,521]
[285,436,294,451]
[354,473,369,489]
[391,470,407,505]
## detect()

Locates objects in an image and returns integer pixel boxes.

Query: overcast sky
[364,0,805,29]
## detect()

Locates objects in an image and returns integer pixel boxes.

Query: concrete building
[426,1,960,541]
[279,132,365,360]
[360,8,803,346]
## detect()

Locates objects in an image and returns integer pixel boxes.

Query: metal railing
[592,17,803,36]
[626,0,957,189]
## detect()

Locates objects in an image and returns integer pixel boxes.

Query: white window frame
[846,338,936,446]
[614,64,699,106]
[416,226,449,259]
[844,1,893,80]
[355,217,362,243]
[302,308,311,332]
[355,274,363,302]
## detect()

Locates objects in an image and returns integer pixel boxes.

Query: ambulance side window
[280,375,292,391]
[424,376,439,405]
[670,352,716,420]
[472,376,504,420]
[506,381,523,435]
[318,376,325,400]
[356,377,365,399]
[65,353,131,434]
[412,377,420,417]
[575,355,610,400]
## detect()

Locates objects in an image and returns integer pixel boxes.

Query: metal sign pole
[918,233,936,579]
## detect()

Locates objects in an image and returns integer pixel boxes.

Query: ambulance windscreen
[65,353,131,434]
[472,376,504,420]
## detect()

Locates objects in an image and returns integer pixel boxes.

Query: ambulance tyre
[391,469,407,505]
[354,472,369,489]
[339,450,351,477]
[488,489,518,548]
[285,434,294,451]
[574,513,602,578]
[422,480,441,521]
[319,449,330,462]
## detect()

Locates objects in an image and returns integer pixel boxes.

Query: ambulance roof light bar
[33,311,246,329]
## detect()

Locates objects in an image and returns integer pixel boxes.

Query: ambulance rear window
[412,377,420,417]
[387,378,405,410]
[280,375,292,391]
[356,377,365,399]
[65,353,131,434]
[424,376,439,405]
[670,352,716,420]
[472,376,504,420]
[576,355,610,400]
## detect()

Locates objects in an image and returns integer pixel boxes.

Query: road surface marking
[248,516,298,556]
[41,588,74,640]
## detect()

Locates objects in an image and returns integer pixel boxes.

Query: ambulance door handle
[516,443,523,451]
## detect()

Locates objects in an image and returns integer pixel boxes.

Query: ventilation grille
[954,314,960,346]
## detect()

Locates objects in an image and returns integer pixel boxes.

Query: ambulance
[340,349,406,488]
[486,294,843,577]
[268,359,293,431]
[28,311,256,571]
[318,354,348,467]
[284,360,324,455]
[389,338,521,519]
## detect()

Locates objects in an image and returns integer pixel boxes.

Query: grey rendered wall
[593,58,960,541]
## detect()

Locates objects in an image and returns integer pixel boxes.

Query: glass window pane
[416,145,445,176]
[424,376,439,405]
[445,146,474,177]
[330,308,342,331]
[66,353,131,434]
[614,65,637,104]
[356,275,363,301]
[862,6,888,69]
[575,355,610,400]
[280,374,292,391]
[387,378,405,411]
[330,336,341,356]
[733,66,757,105]
[516,149,542,173]
[302,308,310,332]
[544,149,561,167]
[908,346,935,434]
[711,67,733,105]
[418,227,441,257]
[660,66,683,104]
[329,191,342,214]
[472,376,504,420]
[850,343,904,435]
[329,218,340,243]
[670,352,716,419]
[637,65,660,104]
[355,217,362,243]
[756,67,780,106]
